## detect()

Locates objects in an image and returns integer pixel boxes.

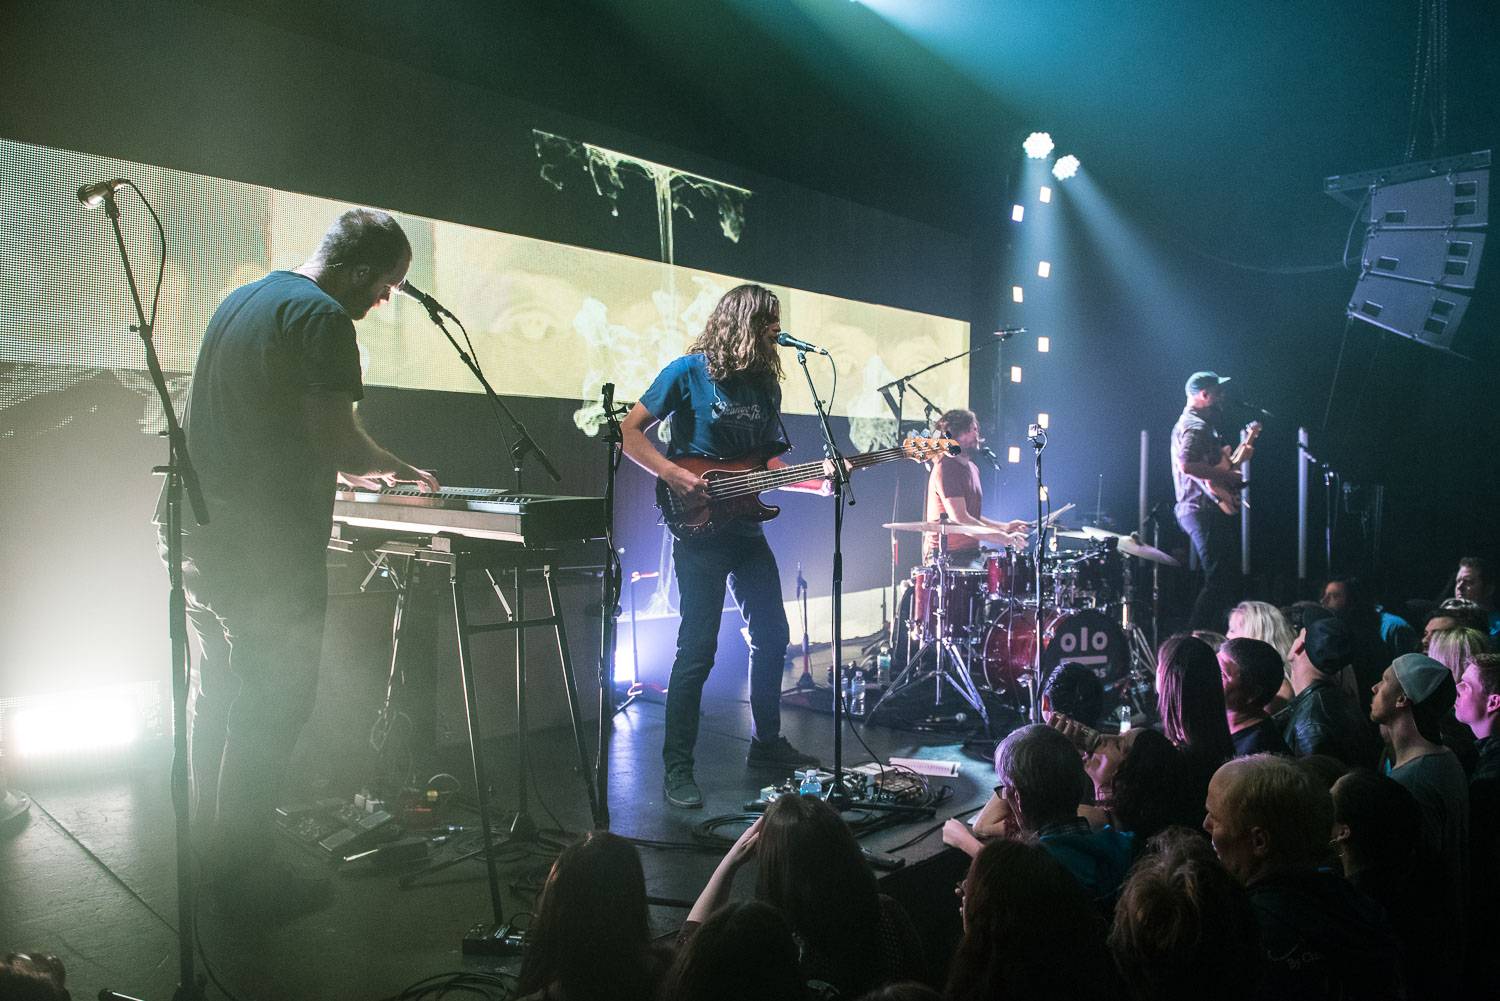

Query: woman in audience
[947,838,1114,1001]
[661,901,807,1001]
[684,795,925,997]
[1156,633,1235,811]
[1091,728,1199,840]
[1107,827,1262,1001]
[1425,626,1489,773]
[514,831,666,1001]
[1228,600,1297,710]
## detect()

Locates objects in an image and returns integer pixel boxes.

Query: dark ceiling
[201,0,1497,253]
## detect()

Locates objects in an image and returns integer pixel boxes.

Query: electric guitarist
[1171,371,1254,630]
[620,283,825,809]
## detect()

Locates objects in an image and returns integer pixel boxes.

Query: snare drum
[908,564,988,643]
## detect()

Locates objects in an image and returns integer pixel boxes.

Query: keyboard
[333,486,605,546]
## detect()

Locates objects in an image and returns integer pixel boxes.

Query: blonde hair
[1426,626,1491,683]
[1227,601,1296,680]
[687,284,783,384]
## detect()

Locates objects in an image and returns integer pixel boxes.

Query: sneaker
[746,735,820,768]
[664,769,704,809]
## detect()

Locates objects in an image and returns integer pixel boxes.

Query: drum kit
[872,516,1180,729]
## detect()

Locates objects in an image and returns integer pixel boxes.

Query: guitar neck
[704,445,910,500]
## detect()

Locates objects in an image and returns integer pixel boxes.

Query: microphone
[775,331,829,356]
[76,178,129,208]
[994,326,1027,339]
[396,280,453,317]
[976,442,1004,470]
[1027,423,1047,447]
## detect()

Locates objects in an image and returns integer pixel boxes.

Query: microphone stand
[1029,429,1049,724]
[594,383,629,826]
[88,184,208,1001]
[795,351,932,821]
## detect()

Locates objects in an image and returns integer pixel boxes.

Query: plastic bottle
[876,644,893,685]
[1117,700,1132,735]
[798,769,822,797]
[850,668,867,717]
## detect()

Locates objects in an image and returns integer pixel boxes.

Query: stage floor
[0,659,998,1001]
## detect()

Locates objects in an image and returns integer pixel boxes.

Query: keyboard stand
[334,531,600,924]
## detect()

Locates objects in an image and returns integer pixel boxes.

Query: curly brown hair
[687,283,783,384]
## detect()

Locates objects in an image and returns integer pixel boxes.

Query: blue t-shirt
[639,354,787,461]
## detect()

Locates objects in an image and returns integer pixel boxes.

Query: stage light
[1011,285,1024,303]
[1039,485,1049,501]
[1007,446,1021,463]
[1037,261,1051,278]
[1011,204,1025,222]
[1052,155,1080,180]
[1010,365,1022,383]
[1023,132,1054,159]
[13,693,141,758]
[1039,185,1053,203]
[1037,336,1050,352]
[1038,412,1050,429]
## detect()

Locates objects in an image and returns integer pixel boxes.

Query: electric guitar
[657,434,958,540]
[1198,421,1261,515]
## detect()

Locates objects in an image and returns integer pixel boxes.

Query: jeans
[1178,506,1241,631]
[663,532,791,774]
[163,525,328,876]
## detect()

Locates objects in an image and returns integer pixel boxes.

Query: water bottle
[876,643,893,685]
[850,668,867,717]
[798,769,822,797]
[1117,700,1132,735]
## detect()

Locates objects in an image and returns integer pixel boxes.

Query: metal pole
[1240,453,1252,576]
[1297,427,1309,582]
[1138,430,1149,537]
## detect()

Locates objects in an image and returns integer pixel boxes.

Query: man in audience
[1219,638,1290,757]
[943,725,1133,908]
[1040,662,1106,728]
[1273,618,1380,767]
[1452,555,1500,638]
[1203,754,1403,1000]
[1455,651,1500,992]
[1370,652,1469,948]
[1422,597,1492,647]
[1319,576,1393,705]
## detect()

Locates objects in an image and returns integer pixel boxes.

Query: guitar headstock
[1242,421,1263,444]
[901,433,960,462]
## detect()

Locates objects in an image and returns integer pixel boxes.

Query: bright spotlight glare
[1038,185,1053,203]
[1037,261,1051,278]
[1038,413,1050,429]
[1037,336,1050,352]
[1010,365,1023,383]
[15,696,141,757]
[1011,204,1025,222]
[1052,155,1080,180]
[1023,132,1055,159]
[1007,446,1021,463]
[1011,285,1024,303]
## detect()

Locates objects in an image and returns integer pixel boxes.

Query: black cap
[1304,617,1354,673]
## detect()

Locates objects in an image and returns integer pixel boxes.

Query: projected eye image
[0,137,968,447]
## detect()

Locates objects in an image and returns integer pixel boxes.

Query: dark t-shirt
[924,453,982,560]
[169,271,363,555]
[1232,718,1291,757]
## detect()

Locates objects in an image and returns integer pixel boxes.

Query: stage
[0,649,995,1001]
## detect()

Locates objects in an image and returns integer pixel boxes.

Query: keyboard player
[154,208,436,920]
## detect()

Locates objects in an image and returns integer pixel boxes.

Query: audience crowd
[9,557,1496,1000]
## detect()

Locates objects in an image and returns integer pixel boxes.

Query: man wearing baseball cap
[1273,617,1380,767]
[1372,652,1469,955]
[1170,371,1244,629]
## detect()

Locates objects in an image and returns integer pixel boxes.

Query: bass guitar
[658,434,958,540]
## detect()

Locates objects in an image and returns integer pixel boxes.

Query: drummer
[924,409,1029,564]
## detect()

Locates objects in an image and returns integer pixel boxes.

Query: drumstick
[1018,501,1075,528]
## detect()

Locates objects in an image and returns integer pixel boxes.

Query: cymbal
[1054,525,1181,567]
[882,520,1017,537]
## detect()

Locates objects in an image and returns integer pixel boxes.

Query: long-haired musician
[620,283,824,808]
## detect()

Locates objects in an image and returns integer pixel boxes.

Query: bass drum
[980,607,1130,697]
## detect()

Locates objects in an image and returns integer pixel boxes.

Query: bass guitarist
[621,283,826,809]
[1171,370,1252,630]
